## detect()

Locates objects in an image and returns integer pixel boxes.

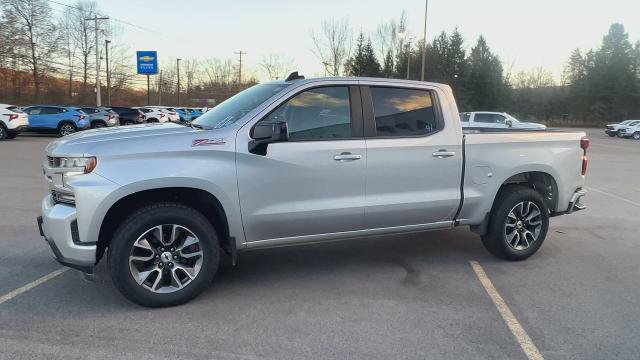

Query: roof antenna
[285,71,305,82]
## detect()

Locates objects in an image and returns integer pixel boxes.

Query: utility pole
[176,58,181,106]
[158,71,163,105]
[105,39,111,105]
[85,15,109,106]
[234,50,246,84]
[421,0,429,81]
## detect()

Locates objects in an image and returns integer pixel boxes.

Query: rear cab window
[369,87,440,137]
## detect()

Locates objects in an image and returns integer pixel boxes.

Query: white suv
[619,120,640,140]
[0,103,29,140]
[149,106,180,122]
[135,107,169,123]
[605,120,636,137]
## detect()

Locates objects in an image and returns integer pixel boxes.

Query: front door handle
[432,150,456,158]
[334,152,362,161]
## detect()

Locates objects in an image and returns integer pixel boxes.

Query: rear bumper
[7,125,28,134]
[37,196,95,273]
[552,188,587,217]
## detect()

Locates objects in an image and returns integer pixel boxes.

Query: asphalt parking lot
[0,129,639,360]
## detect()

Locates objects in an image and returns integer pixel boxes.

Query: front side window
[474,113,494,123]
[370,87,438,137]
[262,86,352,141]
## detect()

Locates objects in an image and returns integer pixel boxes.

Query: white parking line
[0,268,68,305]
[588,187,640,208]
[470,261,544,360]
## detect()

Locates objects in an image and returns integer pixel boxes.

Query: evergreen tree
[344,32,381,77]
[467,36,505,110]
[382,50,394,77]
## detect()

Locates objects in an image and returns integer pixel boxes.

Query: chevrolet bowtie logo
[139,56,155,62]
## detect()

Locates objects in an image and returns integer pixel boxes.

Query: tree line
[312,15,640,124]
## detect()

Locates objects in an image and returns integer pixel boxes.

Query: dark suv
[110,107,146,125]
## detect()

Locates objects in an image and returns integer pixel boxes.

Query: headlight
[58,156,97,174]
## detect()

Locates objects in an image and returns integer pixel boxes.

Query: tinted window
[40,107,59,115]
[27,107,42,115]
[371,87,438,137]
[81,108,96,113]
[263,86,352,141]
[474,113,494,123]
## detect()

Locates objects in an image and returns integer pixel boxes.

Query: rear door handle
[432,150,455,158]
[334,152,362,161]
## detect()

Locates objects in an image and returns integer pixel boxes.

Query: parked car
[38,76,590,307]
[187,107,203,119]
[174,107,193,122]
[619,121,640,140]
[0,103,29,140]
[79,107,119,128]
[135,107,169,123]
[460,112,546,130]
[110,107,146,125]
[604,119,636,137]
[23,105,89,136]
[149,106,180,122]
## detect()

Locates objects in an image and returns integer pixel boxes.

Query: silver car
[79,107,119,128]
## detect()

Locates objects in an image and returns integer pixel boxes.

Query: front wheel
[108,203,220,307]
[633,132,640,140]
[481,186,549,261]
[608,132,616,137]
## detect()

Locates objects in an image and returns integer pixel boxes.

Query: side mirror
[506,119,513,128]
[249,121,288,155]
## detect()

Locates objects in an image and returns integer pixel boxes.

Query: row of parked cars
[0,104,207,140]
[605,119,640,140]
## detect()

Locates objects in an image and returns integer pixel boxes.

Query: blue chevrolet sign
[136,51,158,75]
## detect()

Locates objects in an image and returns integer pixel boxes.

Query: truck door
[237,85,366,242]
[361,85,463,228]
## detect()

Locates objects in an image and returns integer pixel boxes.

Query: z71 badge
[192,138,226,147]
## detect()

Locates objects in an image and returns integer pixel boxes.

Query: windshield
[193,83,288,129]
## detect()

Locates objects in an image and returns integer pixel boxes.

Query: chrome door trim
[244,221,454,250]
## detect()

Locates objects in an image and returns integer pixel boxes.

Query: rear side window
[262,86,352,141]
[370,87,439,137]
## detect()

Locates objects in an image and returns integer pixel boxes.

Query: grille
[70,220,80,243]
[47,156,55,167]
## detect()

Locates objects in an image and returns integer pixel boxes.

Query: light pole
[234,50,246,84]
[85,15,109,106]
[421,0,429,81]
[176,58,181,106]
[105,39,111,105]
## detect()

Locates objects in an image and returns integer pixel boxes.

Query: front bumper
[605,129,618,135]
[37,195,95,273]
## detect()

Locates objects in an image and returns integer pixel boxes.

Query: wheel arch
[96,187,231,264]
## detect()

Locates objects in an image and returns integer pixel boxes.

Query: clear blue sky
[55,0,640,80]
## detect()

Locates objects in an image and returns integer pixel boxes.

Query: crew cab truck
[38,76,588,307]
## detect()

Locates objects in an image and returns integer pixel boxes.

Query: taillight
[580,136,589,176]
[4,114,18,121]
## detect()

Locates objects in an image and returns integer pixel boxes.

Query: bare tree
[201,58,234,86]
[512,66,555,89]
[259,53,294,80]
[1,0,60,101]
[373,11,407,64]
[183,59,199,94]
[311,17,352,76]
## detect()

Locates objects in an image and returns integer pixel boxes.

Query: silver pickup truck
[37,76,589,307]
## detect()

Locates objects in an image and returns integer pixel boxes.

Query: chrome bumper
[38,195,95,273]
[567,188,587,214]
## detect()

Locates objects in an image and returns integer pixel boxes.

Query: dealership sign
[136,51,158,75]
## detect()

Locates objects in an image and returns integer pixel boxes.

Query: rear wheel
[92,121,106,129]
[0,125,6,140]
[108,203,220,307]
[58,122,77,136]
[633,132,640,140]
[481,186,549,261]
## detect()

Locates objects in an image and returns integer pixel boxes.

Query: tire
[481,185,549,261]
[58,122,77,136]
[108,203,220,307]
[123,120,134,126]
[0,125,6,140]
[633,132,640,140]
[92,121,106,129]
[147,118,158,123]
[608,133,616,137]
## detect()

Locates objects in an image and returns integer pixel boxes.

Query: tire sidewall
[108,203,220,307]
[0,124,6,140]
[58,122,77,136]
[484,186,550,260]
